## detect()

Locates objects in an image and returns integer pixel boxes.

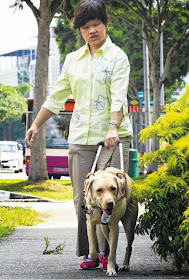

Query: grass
[0,176,144,201]
[0,179,73,200]
[0,206,45,240]
[0,179,73,239]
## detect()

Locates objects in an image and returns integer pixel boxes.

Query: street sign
[128,98,140,113]
[137,91,144,99]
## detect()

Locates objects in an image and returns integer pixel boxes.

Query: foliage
[0,83,31,141]
[0,84,26,122]
[134,88,189,271]
[16,83,33,97]
[0,179,73,200]
[139,91,189,148]
[0,119,26,141]
[54,17,77,62]
[0,206,43,240]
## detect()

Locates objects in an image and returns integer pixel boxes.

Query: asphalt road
[0,167,70,181]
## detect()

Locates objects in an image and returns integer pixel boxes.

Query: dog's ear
[105,167,127,180]
[125,174,135,187]
[113,176,127,198]
[85,172,94,179]
[84,178,94,197]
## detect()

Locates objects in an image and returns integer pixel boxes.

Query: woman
[25,0,133,270]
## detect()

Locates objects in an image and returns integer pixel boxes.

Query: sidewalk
[0,201,188,279]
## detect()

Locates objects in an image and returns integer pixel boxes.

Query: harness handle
[90,143,103,174]
[90,139,124,174]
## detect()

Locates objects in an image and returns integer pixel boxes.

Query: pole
[160,11,164,105]
[142,0,151,153]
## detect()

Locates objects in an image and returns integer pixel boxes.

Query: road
[0,167,28,180]
[0,166,70,180]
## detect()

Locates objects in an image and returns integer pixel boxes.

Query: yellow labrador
[84,167,138,276]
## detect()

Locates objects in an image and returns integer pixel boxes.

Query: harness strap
[81,204,101,215]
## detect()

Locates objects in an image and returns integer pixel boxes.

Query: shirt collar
[77,35,113,61]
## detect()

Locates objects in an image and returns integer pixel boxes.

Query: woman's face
[80,19,108,51]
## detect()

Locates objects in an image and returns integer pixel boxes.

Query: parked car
[0,141,24,173]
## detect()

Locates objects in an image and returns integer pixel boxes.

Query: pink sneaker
[80,256,99,270]
[99,252,107,271]
[99,252,119,271]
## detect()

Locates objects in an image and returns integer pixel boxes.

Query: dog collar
[82,204,111,225]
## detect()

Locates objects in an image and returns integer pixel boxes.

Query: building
[0,31,61,97]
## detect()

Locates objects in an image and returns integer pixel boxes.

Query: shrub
[134,87,189,271]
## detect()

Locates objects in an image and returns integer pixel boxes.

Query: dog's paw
[106,268,117,277]
[118,265,130,272]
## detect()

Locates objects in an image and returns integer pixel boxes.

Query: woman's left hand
[104,126,119,150]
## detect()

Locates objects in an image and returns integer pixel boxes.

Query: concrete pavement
[0,200,188,279]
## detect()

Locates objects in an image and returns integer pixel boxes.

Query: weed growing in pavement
[43,236,66,254]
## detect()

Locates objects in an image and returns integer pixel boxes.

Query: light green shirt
[42,36,133,145]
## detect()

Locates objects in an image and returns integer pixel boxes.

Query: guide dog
[84,167,138,276]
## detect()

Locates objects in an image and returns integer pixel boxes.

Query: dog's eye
[110,186,116,191]
[96,188,103,193]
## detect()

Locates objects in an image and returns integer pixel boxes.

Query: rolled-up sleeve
[42,54,72,115]
[110,50,130,112]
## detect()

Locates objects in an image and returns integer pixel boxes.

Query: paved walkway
[0,201,188,279]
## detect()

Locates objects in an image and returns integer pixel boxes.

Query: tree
[12,0,65,181]
[108,0,189,151]
[0,84,26,140]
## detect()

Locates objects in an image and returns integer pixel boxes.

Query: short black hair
[73,0,108,29]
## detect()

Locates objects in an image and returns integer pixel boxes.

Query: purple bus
[23,96,74,179]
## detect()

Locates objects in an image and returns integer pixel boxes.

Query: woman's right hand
[25,124,39,149]
[24,107,54,149]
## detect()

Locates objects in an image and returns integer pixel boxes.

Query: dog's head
[84,169,128,215]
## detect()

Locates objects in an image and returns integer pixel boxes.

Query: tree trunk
[22,0,64,181]
[3,121,7,140]
[28,15,51,181]
[8,119,12,140]
[149,51,161,152]
[77,30,85,48]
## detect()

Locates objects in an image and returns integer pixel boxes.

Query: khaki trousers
[68,136,131,257]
